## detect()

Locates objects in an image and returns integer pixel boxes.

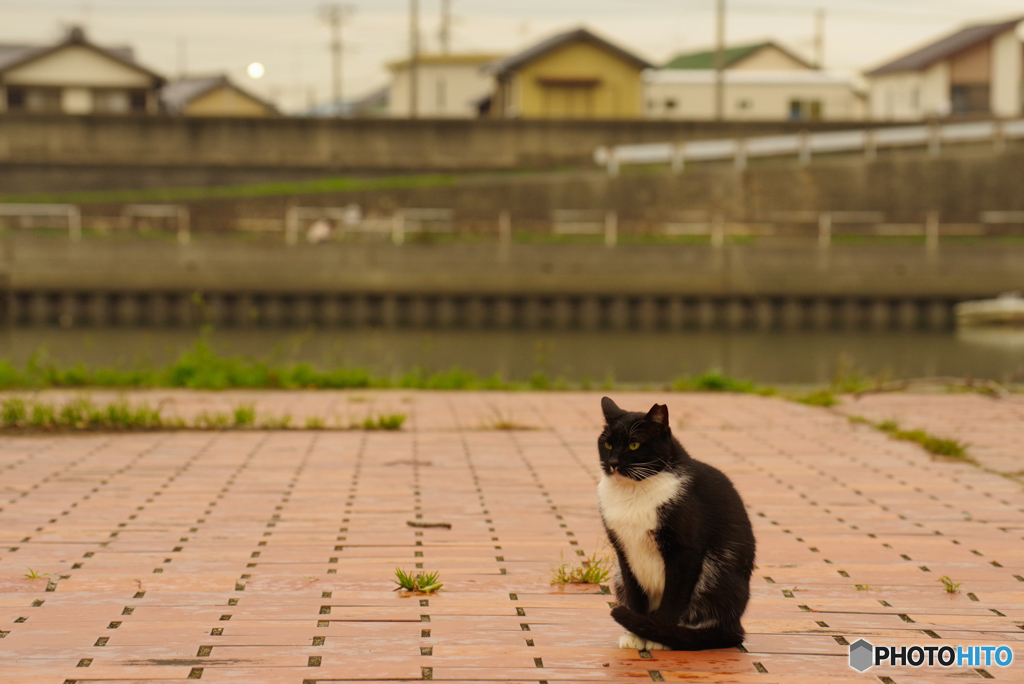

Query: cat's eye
[604,442,613,450]
[629,442,640,450]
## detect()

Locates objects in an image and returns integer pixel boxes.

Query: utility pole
[319,3,354,115]
[714,0,726,121]
[410,0,420,118]
[813,8,825,69]
[439,0,453,54]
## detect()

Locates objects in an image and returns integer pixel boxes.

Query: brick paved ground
[837,393,1024,478]
[1,391,1022,684]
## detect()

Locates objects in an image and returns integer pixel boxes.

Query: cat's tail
[611,606,744,651]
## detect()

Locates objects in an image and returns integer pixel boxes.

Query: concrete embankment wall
[4,239,1022,330]
[0,114,882,191]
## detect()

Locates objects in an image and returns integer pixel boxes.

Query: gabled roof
[663,41,812,70]
[867,17,1023,76]
[160,75,278,114]
[387,53,505,71]
[0,26,163,84]
[485,28,652,76]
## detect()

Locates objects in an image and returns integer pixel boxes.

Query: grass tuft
[796,390,838,407]
[873,419,970,459]
[552,549,613,585]
[393,568,443,593]
[24,568,50,579]
[363,414,407,431]
[672,370,775,395]
[937,576,962,594]
[233,403,256,427]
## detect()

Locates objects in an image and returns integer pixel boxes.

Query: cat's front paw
[645,639,668,651]
[619,631,647,650]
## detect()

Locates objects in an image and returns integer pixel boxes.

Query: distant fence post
[285,207,299,245]
[928,122,941,157]
[177,206,191,245]
[392,210,406,245]
[671,143,686,174]
[798,130,811,166]
[711,213,725,248]
[604,211,618,247]
[925,211,940,255]
[818,212,832,249]
[993,119,1006,154]
[734,139,747,170]
[864,129,877,162]
[498,210,512,246]
[607,148,620,177]
[68,205,81,242]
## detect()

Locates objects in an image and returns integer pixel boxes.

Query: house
[0,26,163,115]
[387,53,503,118]
[865,17,1023,120]
[664,40,812,71]
[647,40,864,121]
[485,28,652,119]
[161,75,278,117]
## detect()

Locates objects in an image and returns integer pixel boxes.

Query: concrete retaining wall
[4,238,1022,330]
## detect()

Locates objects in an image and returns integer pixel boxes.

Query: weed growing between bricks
[848,415,971,460]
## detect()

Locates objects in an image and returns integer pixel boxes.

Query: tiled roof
[486,27,652,76]
[867,17,1023,75]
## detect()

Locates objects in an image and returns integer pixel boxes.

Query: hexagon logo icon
[849,639,874,672]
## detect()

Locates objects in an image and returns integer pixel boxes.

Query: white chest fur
[598,471,684,611]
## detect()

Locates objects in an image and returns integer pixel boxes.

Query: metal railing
[594,119,1024,175]
[0,203,81,241]
[121,204,191,244]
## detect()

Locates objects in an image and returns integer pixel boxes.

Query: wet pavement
[1,391,1022,683]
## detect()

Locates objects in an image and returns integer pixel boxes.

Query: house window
[6,87,26,111]
[129,90,148,113]
[789,99,822,121]
[8,87,61,113]
[950,84,989,115]
[93,89,130,114]
[664,98,677,111]
[736,98,752,111]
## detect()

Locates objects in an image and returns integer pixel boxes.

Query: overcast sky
[3,0,1023,112]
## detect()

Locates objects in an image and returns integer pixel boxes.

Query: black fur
[598,397,755,651]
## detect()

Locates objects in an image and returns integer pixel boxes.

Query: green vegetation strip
[0,340,782,393]
[0,174,458,205]
[848,416,970,460]
[0,396,405,432]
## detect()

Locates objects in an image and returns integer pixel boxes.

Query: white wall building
[646,40,864,121]
[0,27,163,115]
[388,53,503,118]
[645,70,865,121]
[866,17,1023,120]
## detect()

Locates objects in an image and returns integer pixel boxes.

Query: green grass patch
[853,416,970,460]
[0,174,458,205]
[393,568,443,593]
[937,576,962,594]
[796,389,838,407]
[672,370,775,395]
[362,414,406,431]
[552,549,613,585]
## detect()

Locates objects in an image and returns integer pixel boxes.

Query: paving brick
[1,390,1022,683]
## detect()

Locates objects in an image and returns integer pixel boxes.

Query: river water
[1,327,1022,386]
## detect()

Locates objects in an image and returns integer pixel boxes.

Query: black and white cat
[597,397,755,651]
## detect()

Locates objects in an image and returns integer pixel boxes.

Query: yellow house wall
[184,87,273,117]
[514,42,643,119]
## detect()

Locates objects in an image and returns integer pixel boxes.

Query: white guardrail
[594,119,1024,175]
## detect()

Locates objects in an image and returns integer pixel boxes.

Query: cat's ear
[645,404,669,430]
[601,396,626,423]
